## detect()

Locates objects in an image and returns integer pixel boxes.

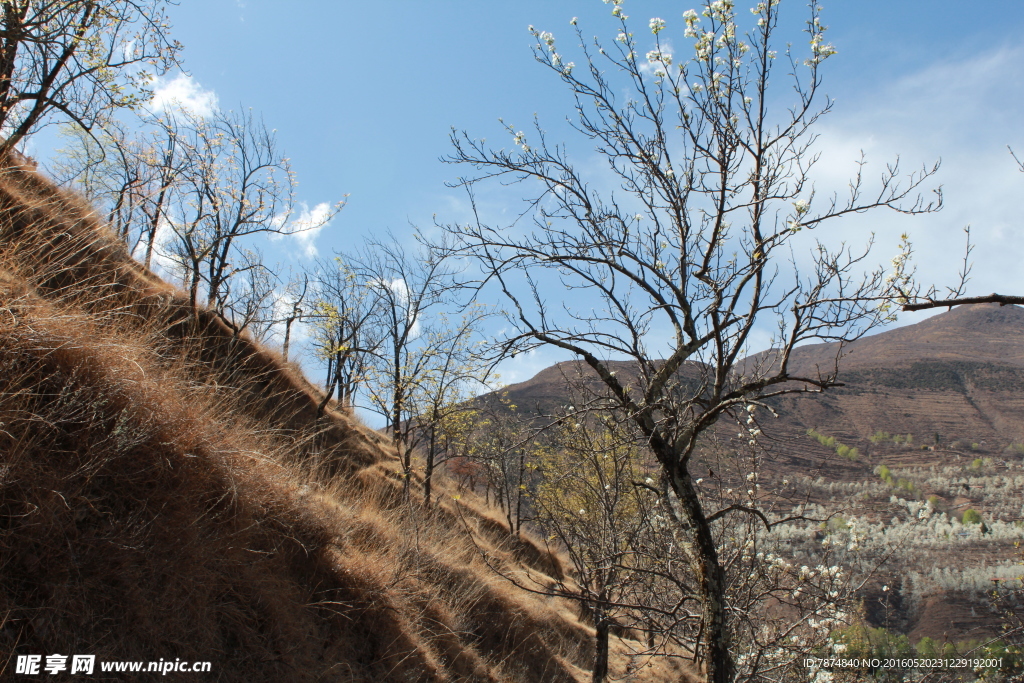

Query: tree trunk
[593,611,610,683]
[392,363,409,496]
[514,449,526,536]
[188,268,200,310]
[282,316,294,361]
[424,422,436,507]
[316,354,337,418]
[668,467,734,683]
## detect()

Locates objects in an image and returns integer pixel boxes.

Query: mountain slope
[498,304,1024,452]
[788,304,1024,373]
[0,156,692,681]
[771,304,1024,462]
[490,304,1024,646]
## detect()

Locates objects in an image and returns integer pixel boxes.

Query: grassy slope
[0,157,694,682]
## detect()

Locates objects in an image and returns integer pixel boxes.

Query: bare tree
[354,235,463,494]
[216,247,278,342]
[308,256,382,415]
[52,106,339,340]
[410,305,493,506]
[469,393,534,536]
[50,112,183,269]
[134,114,181,270]
[471,369,859,681]
[163,107,341,334]
[50,119,146,241]
[532,416,657,683]
[0,0,181,156]
[277,268,309,362]
[441,2,939,679]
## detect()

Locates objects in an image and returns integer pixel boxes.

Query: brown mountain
[788,304,1024,372]
[497,304,1024,451]
[775,304,1024,455]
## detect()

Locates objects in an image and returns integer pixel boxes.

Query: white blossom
[513,131,529,152]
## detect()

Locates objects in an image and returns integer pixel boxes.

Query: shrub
[870,430,892,444]
[827,515,849,532]
[832,624,912,659]
[897,478,916,494]
[915,636,937,657]
[961,509,982,525]
[808,429,858,460]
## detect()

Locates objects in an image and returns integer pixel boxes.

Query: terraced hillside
[493,305,1024,647]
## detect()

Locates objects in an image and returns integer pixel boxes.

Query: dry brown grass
[0,156,694,681]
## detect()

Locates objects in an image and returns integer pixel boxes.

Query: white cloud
[271,201,336,257]
[492,347,569,388]
[149,73,219,118]
[803,44,1024,310]
[135,213,184,282]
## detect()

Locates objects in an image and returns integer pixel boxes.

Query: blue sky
[36,1,1024,389]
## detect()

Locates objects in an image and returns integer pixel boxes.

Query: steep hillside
[0,156,693,681]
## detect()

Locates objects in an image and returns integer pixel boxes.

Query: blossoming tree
[0,0,182,156]
[441,1,939,679]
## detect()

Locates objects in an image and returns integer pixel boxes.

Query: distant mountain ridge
[785,304,1024,374]
[498,304,1024,416]
[494,303,1024,452]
